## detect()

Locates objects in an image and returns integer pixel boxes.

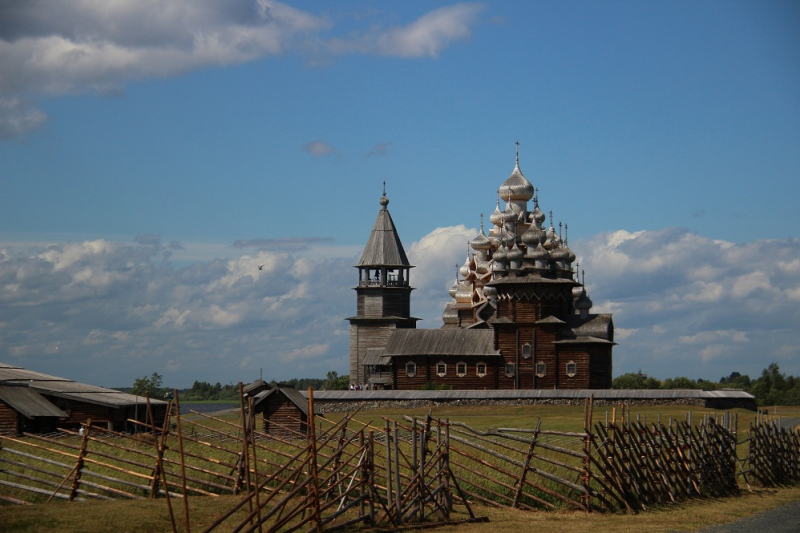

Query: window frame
[405,361,416,377]
[566,361,577,378]
[436,361,447,377]
[522,343,532,359]
[476,362,487,377]
[535,362,546,378]
[505,363,515,378]
[456,361,467,377]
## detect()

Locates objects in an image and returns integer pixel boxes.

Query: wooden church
[348,148,614,390]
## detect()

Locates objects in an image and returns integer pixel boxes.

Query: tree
[612,372,660,390]
[131,372,167,399]
[323,371,350,391]
[663,376,700,389]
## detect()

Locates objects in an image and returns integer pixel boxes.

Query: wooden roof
[306,389,755,402]
[384,329,498,357]
[0,384,66,419]
[0,363,167,408]
[357,207,411,267]
[252,386,313,415]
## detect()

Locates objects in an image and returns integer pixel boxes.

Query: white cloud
[302,140,340,159]
[0,2,485,139]
[3,226,798,389]
[577,227,800,379]
[408,224,476,327]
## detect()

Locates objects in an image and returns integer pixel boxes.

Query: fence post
[68,418,91,501]
[307,387,322,532]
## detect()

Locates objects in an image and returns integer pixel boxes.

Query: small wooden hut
[252,386,313,437]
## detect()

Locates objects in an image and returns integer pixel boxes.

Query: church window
[436,362,447,377]
[406,362,416,377]
[476,363,487,377]
[505,363,515,378]
[536,362,546,377]
[566,361,577,377]
[456,362,467,377]
[522,343,532,359]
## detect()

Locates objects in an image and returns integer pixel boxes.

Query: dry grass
[3,485,799,533]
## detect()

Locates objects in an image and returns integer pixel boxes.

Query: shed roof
[305,389,755,402]
[362,348,391,366]
[253,386,312,415]
[385,329,499,357]
[0,363,167,408]
[0,384,66,419]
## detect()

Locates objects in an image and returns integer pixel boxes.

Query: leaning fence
[1,392,799,532]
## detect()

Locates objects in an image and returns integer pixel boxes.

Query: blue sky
[1,1,798,388]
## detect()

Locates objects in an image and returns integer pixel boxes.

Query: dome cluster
[444,148,593,325]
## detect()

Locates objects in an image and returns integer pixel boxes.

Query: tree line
[613,362,800,406]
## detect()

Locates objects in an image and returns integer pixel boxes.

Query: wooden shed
[0,363,168,432]
[252,386,315,438]
[0,384,66,435]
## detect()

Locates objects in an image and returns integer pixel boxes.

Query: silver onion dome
[507,242,524,264]
[521,225,541,247]
[472,230,492,250]
[499,160,535,202]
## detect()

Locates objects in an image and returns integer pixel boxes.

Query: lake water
[179,403,238,414]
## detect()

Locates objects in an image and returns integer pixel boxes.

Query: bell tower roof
[358,190,412,268]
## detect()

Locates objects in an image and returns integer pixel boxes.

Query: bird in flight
[258,265,265,270]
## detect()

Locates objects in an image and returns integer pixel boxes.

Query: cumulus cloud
[0,2,484,140]
[329,3,484,57]
[577,227,800,379]
[0,236,354,387]
[5,224,795,389]
[407,224,476,327]
[302,140,340,159]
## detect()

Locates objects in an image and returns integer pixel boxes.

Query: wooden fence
[1,393,799,531]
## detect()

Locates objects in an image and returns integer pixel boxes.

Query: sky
[1,1,799,389]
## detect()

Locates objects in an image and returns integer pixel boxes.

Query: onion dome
[575,292,593,311]
[499,148,535,202]
[471,217,492,251]
[530,205,546,226]
[529,243,549,265]
[572,284,586,300]
[564,243,576,264]
[449,265,459,298]
[455,281,473,304]
[459,255,472,278]
[449,280,459,298]
[492,244,509,265]
[507,242,524,264]
[521,225,541,247]
[551,244,569,264]
[475,258,490,274]
[483,285,497,298]
[489,198,504,226]
[543,226,557,250]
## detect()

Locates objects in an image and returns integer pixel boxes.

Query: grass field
[2,403,798,532]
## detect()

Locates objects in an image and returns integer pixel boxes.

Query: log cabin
[252,386,314,438]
